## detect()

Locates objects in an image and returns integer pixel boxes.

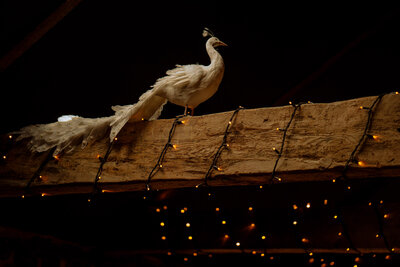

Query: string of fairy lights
[1,92,399,265]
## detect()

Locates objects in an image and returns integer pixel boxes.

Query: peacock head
[208,37,228,48]
[203,28,228,48]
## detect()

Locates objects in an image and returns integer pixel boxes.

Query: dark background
[1,1,400,134]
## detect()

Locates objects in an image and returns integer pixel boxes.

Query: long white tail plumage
[14,88,167,156]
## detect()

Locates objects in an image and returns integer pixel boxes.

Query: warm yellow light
[259,185,263,189]
[225,143,230,147]
[181,120,186,124]
[228,121,232,125]
[293,204,298,210]
[384,214,389,219]
[346,248,350,252]
[161,236,166,240]
[184,207,188,211]
[306,203,311,208]
[248,206,253,211]
[359,106,364,110]
[252,250,257,255]
[180,209,185,214]
[217,167,222,171]
[141,118,144,121]
[236,242,240,247]
[332,179,336,183]
[98,176,101,180]
[385,255,391,260]
[260,253,265,257]
[380,200,384,204]
[376,234,380,238]
[309,258,315,264]
[329,262,335,266]
[41,193,46,197]
[163,205,168,210]
[277,177,282,181]
[347,186,351,190]
[188,236,193,240]
[250,223,256,228]
[276,128,280,131]
[368,202,372,206]
[354,257,360,263]
[160,222,165,227]
[156,208,161,213]
[167,251,172,256]
[224,234,229,239]
[353,265,357,267]
[2,155,6,159]
[184,257,188,262]
[333,215,338,219]
[193,252,198,256]
[289,101,293,105]
[221,220,226,225]
[270,256,274,260]
[309,252,313,256]
[293,221,298,225]
[186,223,190,227]
[8,135,12,139]
[215,207,220,212]
[21,195,25,199]
[114,137,118,141]
[338,232,342,236]
[372,135,380,140]
[172,144,178,149]
[301,238,309,243]
[396,91,399,95]
[324,199,328,205]
[159,164,163,168]
[96,154,101,159]
[54,155,60,160]
[261,235,266,240]
[357,160,367,167]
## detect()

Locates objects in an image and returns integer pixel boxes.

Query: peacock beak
[217,41,228,47]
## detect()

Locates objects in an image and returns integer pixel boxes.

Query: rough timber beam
[0,94,399,197]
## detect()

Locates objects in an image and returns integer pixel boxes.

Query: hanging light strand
[270,102,304,183]
[201,106,244,187]
[90,139,115,200]
[373,203,392,252]
[339,94,384,180]
[25,147,56,195]
[146,117,185,191]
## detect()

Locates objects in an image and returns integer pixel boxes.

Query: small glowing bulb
[54,155,60,160]
[306,203,311,208]
[250,223,256,228]
[215,207,220,212]
[181,120,186,124]
[252,250,257,255]
[332,179,336,183]
[161,236,166,240]
[354,257,361,263]
[293,221,298,225]
[309,252,313,256]
[236,242,240,247]
[276,127,280,131]
[186,222,190,227]
[368,202,372,206]
[259,185,263,189]
[261,235,266,240]
[357,160,366,167]
[41,193,46,197]
[163,205,168,210]
[301,238,309,243]
[359,106,364,110]
[2,155,6,159]
[21,195,25,199]
[141,118,144,121]
[96,154,101,159]
[180,209,185,214]
[270,256,274,260]
[289,101,293,105]
[396,91,399,95]
[88,198,91,202]
[188,236,193,240]
[172,144,177,149]
[114,137,118,141]
[159,164,163,168]
[160,222,165,227]
[248,206,253,211]
[338,232,342,236]
[346,248,350,252]
[293,204,298,210]
[221,220,226,225]
[347,186,351,190]
[324,199,328,205]
[193,252,198,256]
[330,262,335,266]
[167,251,172,256]
[98,176,101,180]
[101,189,105,193]
[380,200,384,204]
[225,143,230,147]
[156,208,161,213]
[333,215,338,219]
[384,214,389,219]
[376,234,380,238]
[8,135,12,139]
[228,121,232,125]
[217,167,222,171]
[184,257,188,262]
[309,258,315,264]
[261,253,265,257]
[224,234,229,239]
[385,255,391,260]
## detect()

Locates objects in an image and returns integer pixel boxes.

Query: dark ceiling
[1,2,400,134]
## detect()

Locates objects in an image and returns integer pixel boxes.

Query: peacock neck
[206,41,224,70]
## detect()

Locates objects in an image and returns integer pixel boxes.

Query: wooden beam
[0,0,83,72]
[0,94,399,197]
